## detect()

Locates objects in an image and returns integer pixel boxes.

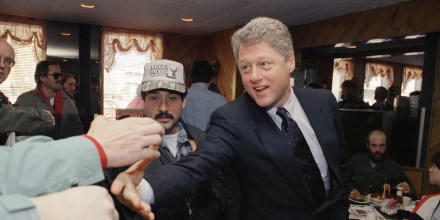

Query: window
[0,19,45,103]
[363,62,394,105]
[102,29,162,120]
[331,58,354,101]
[401,66,422,97]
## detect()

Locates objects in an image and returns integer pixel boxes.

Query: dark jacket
[148,88,350,220]
[99,120,238,220]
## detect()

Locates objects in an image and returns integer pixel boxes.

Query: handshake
[30,116,164,220]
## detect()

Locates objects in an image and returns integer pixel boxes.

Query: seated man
[371,86,393,111]
[349,130,417,199]
[338,80,370,109]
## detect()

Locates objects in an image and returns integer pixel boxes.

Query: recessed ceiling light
[80,3,95,9]
[181,17,193,22]
[404,34,425,39]
[60,32,71,36]
[366,38,391,44]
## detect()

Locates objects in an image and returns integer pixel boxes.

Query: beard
[368,150,386,163]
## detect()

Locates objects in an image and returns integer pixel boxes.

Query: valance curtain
[333,59,354,81]
[0,19,46,62]
[102,28,163,72]
[365,62,394,89]
[402,66,423,92]
[101,27,163,120]
[0,16,45,103]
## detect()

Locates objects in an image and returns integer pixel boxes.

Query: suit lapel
[249,99,312,202]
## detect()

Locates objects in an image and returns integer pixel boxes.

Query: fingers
[136,202,154,219]
[110,173,129,195]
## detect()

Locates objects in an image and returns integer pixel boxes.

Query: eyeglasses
[0,57,15,68]
[47,72,64,80]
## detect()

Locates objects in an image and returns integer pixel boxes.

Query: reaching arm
[0,116,163,197]
[0,105,55,134]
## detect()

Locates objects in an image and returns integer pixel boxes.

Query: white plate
[367,194,385,204]
[349,197,370,204]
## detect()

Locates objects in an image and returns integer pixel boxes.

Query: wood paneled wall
[162,28,239,101]
[200,27,239,101]
[290,0,440,49]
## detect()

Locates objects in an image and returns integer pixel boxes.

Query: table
[349,204,392,220]
[349,202,416,220]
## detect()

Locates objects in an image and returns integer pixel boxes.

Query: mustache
[154,111,174,120]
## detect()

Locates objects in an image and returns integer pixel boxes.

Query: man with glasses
[16,60,83,139]
[349,129,417,199]
[0,39,55,144]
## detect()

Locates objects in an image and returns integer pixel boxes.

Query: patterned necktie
[276,107,326,206]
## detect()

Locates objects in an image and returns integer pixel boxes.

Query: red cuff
[82,134,108,168]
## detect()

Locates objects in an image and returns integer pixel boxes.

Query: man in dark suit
[113,17,350,220]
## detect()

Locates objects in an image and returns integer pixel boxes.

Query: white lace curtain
[0,16,45,103]
[102,28,163,72]
[0,18,46,62]
[365,62,394,88]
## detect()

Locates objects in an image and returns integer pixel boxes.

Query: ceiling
[2,0,409,36]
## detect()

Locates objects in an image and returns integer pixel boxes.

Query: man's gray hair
[230,17,294,63]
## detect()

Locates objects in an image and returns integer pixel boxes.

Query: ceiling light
[62,59,68,62]
[80,3,95,9]
[181,17,193,22]
[334,42,356,48]
[345,45,357,49]
[366,38,389,44]
[404,52,424,56]
[404,34,425,39]
[60,32,71,36]
[366,55,391,58]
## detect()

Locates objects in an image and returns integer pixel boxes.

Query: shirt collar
[267,87,295,128]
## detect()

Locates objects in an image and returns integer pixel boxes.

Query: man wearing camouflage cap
[136,59,226,219]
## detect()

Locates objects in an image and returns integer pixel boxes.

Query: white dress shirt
[267,87,330,195]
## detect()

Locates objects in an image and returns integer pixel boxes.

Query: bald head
[0,39,15,84]
[367,130,387,162]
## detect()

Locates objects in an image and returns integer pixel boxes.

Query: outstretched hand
[87,116,163,167]
[111,145,159,219]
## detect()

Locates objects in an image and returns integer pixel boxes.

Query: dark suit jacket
[147,87,350,220]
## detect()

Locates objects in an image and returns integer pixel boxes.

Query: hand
[397,182,411,194]
[31,186,119,220]
[111,149,157,220]
[87,116,164,167]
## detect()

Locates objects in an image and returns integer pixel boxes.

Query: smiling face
[238,41,295,109]
[143,89,186,135]
[0,39,15,84]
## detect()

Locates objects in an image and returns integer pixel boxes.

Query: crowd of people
[0,16,437,220]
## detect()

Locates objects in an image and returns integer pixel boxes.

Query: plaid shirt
[160,122,193,161]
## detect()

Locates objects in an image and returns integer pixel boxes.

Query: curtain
[402,66,423,96]
[102,27,163,72]
[365,62,394,88]
[101,27,163,120]
[333,59,354,81]
[0,16,46,103]
[0,17,46,62]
